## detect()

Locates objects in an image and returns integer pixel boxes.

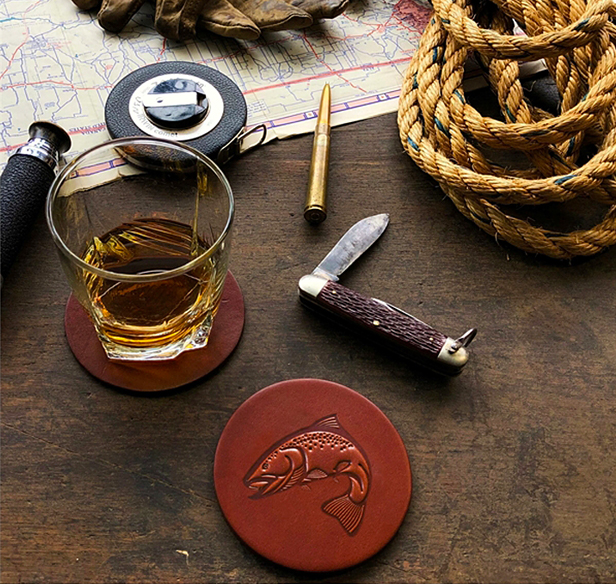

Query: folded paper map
[0,1,433,163]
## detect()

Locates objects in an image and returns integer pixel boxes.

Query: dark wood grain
[2,110,616,584]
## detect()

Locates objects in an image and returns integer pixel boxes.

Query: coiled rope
[398,0,616,259]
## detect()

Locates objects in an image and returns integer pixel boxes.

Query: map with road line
[0,0,431,163]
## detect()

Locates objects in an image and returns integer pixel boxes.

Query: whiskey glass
[46,137,234,361]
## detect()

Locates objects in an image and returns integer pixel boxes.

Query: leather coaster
[64,272,244,392]
[214,379,412,572]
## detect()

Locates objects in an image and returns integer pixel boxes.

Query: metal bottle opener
[298,214,477,375]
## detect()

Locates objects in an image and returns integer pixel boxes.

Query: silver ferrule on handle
[12,121,71,172]
[15,138,61,171]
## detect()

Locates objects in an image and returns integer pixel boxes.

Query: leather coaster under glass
[64,272,244,392]
[214,378,412,572]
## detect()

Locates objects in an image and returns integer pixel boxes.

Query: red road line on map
[25,0,44,13]
[5,56,409,95]
[3,79,114,91]
[300,31,367,93]
[156,38,167,62]
[0,34,31,82]
[2,55,410,150]
[0,123,107,154]
[197,33,297,67]
[0,87,399,154]
[242,56,411,96]
[1,23,412,151]
[0,0,47,81]
[0,144,22,153]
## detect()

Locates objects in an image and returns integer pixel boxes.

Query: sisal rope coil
[398,0,616,259]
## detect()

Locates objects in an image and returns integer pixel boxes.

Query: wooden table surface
[2,110,615,584]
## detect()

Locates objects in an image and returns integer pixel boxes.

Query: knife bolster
[437,338,470,370]
[298,274,329,298]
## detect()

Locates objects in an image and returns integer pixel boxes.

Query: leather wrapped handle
[1,154,55,278]
[298,275,472,375]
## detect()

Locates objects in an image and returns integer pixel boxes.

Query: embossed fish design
[244,414,371,535]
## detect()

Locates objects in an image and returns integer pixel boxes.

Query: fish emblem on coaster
[244,414,371,535]
[214,379,411,572]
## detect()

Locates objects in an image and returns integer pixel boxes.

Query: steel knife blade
[298,214,477,375]
[313,213,389,281]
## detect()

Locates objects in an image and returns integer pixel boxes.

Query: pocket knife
[298,214,477,375]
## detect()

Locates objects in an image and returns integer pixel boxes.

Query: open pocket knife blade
[298,213,477,375]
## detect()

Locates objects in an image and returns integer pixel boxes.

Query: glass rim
[45,136,234,283]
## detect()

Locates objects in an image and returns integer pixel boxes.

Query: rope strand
[398,0,616,259]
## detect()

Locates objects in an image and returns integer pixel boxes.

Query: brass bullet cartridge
[304,84,331,224]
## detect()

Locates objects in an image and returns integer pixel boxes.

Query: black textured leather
[106,62,247,160]
[1,154,54,277]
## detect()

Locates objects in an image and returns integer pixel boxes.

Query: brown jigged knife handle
[298,275,474,375]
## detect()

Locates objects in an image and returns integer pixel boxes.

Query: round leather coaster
[214,379,412,572]
[64,272,244,392]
